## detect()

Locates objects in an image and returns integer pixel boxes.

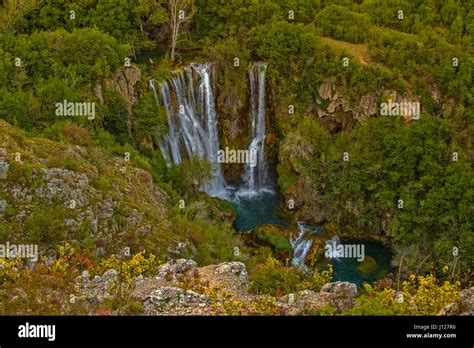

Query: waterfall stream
[290,222,314,266]
[152,61,273,199]
[243,62,270,195]
[150,62,226,197]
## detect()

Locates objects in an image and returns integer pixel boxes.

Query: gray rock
[0,161,8,179]
[214,261,248,281]
[142,287,211,315]
[459,287,474,315]
[0,200,7,215]
[157,259,198,282]
[321,281,358,298]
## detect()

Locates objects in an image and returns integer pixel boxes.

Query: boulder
[198,261,249,300]
[357,255,378,275]
[252,224,293,260]
[459,287,474,315]
[142,287,211,315]
[156,259,198,283]
[439,287,474,316]
[321,281,358,298]
[75,269,119,304]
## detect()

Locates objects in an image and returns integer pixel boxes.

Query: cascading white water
[152,61,272,201]
[291,222,314,266]
[150,62,226,197]
[243,62,270,194]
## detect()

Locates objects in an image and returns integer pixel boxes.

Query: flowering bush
[92,251,159,283]
[0,258,21,284]
[402,274,460,315]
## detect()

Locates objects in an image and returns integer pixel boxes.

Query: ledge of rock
[74,259,360,315]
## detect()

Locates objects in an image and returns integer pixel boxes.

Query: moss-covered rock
[357,255,378,275]
[251,224,293,260]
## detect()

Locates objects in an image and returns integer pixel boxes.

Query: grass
[320,37,371,65]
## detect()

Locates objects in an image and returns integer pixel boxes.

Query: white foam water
[291,222,314,266]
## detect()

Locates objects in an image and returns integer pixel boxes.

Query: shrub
[25,209,66,244]
[249,256,332,297]
[123,301,143,315]
[92,251,160,284]
[167,156,213,198]
[0,244,90,315]
[92,176,111,193]
[7,161,32,185]
[0,225,6,242]
[63,157,79,171]
[345,284,410,315]
[93,128,116,149]
[402,274,461,315]
[3,204,16,220]
[172,215,241,265]
[0,258,21,284]
[62,124,91,145]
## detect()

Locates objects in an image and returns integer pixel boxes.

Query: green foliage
[93,128,117,150]
[92,176,111,193]
[167,156,213,198]
[345,284,411,315]
[280,115,474,274]
[249,256,332,297]
[132,91,168,146]
[171,212,242,266]
[0,225,7,242]
[194,0,282,41]
[0,27,129,130]
[254,225,293,258]
[3,203,16,220]
[25,207,66,244]
[315,5,376,43]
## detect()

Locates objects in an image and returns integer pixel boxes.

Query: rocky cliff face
[314,78,421,132]
[93,65,141,139]
[214,63,252,183]
[0,120,174,256]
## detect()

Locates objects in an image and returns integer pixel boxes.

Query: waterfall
[151,61,272,200]
[291,222,314,266]
[150,62,226,197]
[243,62,269,194]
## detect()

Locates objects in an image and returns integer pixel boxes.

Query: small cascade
[290,222,314,266]
[242,62,270,195]
[150,62,226,197]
